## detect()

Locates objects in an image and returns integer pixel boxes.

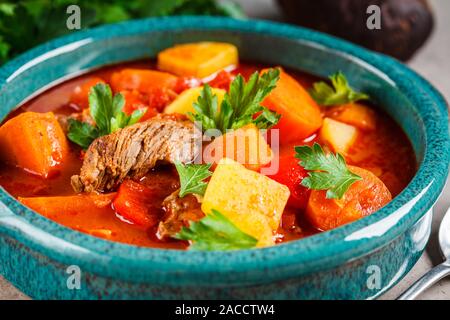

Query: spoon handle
[397,261,450,300]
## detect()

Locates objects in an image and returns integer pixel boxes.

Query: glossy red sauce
[0,60,417,248]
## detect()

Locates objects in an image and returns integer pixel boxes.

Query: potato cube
[202,158,290,247]
[320,117,358,154]
[164,86,226,115]
[203,124,272,170]
[327,103,376,131]
[157,42,238,78]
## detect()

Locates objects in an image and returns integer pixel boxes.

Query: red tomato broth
[0,60,416,248]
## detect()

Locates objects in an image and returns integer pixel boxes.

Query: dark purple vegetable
[277,0,434,61]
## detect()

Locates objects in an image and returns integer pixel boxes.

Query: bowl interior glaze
[0,17,448,286]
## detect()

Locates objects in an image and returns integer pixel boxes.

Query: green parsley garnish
[175,163,213,198]
[295,143,362,199]
[67,83,145,149]
[174,209,258,250]
[188,68,281,133]
[310,72,370,106]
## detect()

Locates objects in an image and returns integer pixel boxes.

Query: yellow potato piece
[320,117,358,154]
[164,86,225,115]
[328,103,376,131]
[202,158,290,247]
[203,124,272,171]
[157,42,238,78]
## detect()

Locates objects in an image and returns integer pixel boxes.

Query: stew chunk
[319,117,358,154]
[19,193,116,219]
[202,158,290,247]
[0,112,68,178]
[164,86,226,115]
[110,68,178,95]
[203,124,273,171]
[71,115,200,193]
[157,42,238,78]
[306,165,392,231]
[262,68,322,143]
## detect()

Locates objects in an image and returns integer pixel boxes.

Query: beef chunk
[71,115,200,192]
[157,190,204,239]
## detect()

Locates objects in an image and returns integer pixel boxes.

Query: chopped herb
[67,83,145,149]
[188,68,281,133]
[174,209,258,250]
[310,72,370,106]
[67,119,99,150]
[295,143,362,199]
[175,163,212,197]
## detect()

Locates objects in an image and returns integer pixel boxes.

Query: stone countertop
[1,0,449,300]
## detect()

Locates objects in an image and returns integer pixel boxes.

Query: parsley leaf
[67,83,145,149]
[175,163,212,197]
[188,68,281,133]
[174,209,258,250]
[310,72,370,106]
[67,119,98,150]
[295,143,362,199]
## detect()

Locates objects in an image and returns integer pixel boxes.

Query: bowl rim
[0,16,449,286]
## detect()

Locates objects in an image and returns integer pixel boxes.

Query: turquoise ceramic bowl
[0,17,449,300]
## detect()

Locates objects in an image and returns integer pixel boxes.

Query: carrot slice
[110,68,178,94]
[306,165,392,231]
[262,68,323,143]
[19,193,116,219]
[0,112,69,178]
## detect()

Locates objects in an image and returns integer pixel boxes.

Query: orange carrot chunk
[19,193,116,219]
[0,112,69,178]
[306,165,392,231]
[262,68,323,143]
[110,68,178,95]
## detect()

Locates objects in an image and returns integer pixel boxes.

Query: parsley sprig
[67,83,145,149]
[175,163,212,197]
[295,143,362,199]
[174,209,258,250]
[310,72,370,106]
[188,68,281,133]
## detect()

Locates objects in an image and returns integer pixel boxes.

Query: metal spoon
[397,206,450,300]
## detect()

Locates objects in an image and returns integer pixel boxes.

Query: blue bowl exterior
[0,209,434,299]
[0,17,449,299]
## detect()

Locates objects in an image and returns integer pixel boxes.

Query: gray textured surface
[0,0,449,300]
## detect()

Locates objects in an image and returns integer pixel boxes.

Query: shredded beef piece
[157,190,204,239]
[71,115,200,192]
